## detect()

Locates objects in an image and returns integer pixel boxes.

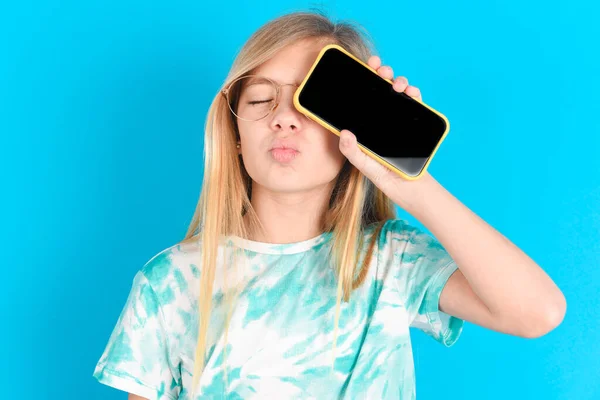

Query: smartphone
[293,44,450,181]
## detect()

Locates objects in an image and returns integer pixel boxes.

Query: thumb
[338,129,358,156]
[338,129,392,186]
[339,129,368,167]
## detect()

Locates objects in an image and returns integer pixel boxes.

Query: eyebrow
[247,75,301,86]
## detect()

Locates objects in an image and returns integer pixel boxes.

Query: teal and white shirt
[93,218,464,399]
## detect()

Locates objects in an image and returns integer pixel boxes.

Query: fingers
[368,55,422,102]
[367,55,381,70]
[404,85,422,100]
[392,76,409,92]
[368,55,393,80]
[378,66,394,80]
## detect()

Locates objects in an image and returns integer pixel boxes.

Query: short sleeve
[389,220,464,347]
[93,270,180,399]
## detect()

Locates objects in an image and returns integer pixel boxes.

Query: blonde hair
[180,9,398,395]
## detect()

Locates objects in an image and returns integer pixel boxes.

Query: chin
[264,181,308,193]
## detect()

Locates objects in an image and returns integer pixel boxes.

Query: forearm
[393,172,566,328]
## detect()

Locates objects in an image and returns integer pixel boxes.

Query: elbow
[522,294,567,339]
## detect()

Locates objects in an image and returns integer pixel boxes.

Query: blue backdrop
[1,1,598,399]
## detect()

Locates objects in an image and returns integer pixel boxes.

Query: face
[236,39,347,195]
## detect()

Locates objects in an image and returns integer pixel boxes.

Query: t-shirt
[93,218,464,399]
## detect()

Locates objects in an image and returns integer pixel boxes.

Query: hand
[338,55,431,209]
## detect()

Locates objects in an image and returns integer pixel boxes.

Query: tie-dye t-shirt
[93,218,464,399]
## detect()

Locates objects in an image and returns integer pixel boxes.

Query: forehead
[252,39,329,86]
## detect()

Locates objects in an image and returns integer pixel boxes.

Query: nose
[269,85,307,132]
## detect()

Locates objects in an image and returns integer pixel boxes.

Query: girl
[93,10,566,400]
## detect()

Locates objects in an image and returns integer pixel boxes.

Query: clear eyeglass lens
[229,76,277,121]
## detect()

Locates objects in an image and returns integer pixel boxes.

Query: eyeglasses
[221,74,310,122]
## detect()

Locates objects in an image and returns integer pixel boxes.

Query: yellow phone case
[293,43,451,181]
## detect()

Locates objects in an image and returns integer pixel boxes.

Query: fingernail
[341,131,350,147]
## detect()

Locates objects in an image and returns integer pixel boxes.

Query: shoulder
[377,218,448,265]
[378,218,414,246]
[379,218,439,245]
[379,218,453,271]
[138,236,202,305]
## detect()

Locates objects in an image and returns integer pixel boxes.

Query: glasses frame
[220,74,309,122]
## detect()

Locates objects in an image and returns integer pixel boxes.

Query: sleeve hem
[93,365,177,400]
[424,260,465,347]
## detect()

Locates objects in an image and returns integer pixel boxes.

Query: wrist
[391,171,440,217]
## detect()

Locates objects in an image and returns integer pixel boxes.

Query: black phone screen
[297,47,448,177]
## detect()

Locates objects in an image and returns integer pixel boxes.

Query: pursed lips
[269,139,299,152]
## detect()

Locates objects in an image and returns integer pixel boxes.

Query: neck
[243,183,333,244]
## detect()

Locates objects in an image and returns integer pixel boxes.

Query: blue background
[1,1,598,399]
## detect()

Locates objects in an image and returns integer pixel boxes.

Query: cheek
[310,133,346,172]
[324,132,345,161]
[239,145,262,175]
[237,123,263,165]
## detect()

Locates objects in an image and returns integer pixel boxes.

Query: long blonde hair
[180,9,398,395]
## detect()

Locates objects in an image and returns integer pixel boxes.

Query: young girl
[93,10,566,400]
